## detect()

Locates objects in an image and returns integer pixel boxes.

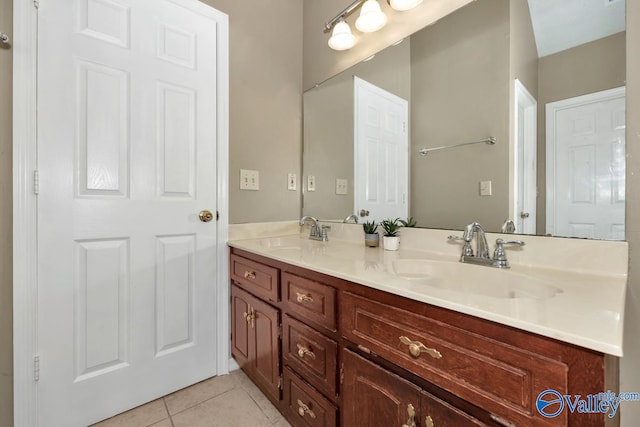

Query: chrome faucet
[299,216,331,242]
[449,222,525,269]
[343,214,359,224]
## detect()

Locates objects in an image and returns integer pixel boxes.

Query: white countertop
[228,228,627,357]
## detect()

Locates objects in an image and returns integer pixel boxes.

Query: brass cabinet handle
[243,306,254,329]
[296,292,314,303]
[425,415,435,427]
[401,403,416,427]
[399,336,442,359]
[296,343,316,360]
[243,271,256,280]
[297,399,316,419]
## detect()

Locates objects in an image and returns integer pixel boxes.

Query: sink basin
[391,259,562,299]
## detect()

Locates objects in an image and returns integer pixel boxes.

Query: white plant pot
[383,236,400,251]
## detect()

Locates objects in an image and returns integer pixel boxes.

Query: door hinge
[33,355,40,382]
[277,374,283,390]
[340,363,344,385]
[216,211,219,221]
[33,170,39,195]
[33,0,39,9]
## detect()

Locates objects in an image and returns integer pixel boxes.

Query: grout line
[161,399,175,427]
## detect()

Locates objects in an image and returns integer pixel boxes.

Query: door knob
[359,209,370,217]
[520,212,530,219]
[199,210,214,222]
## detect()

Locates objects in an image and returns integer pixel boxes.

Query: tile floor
[91,369,291,427]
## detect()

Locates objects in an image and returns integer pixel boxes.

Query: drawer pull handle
[243,271,256,280]
[399,336,442,360]
[296,343,316,360]
[425,415,435,427]
[297,399,316,419]
[401,403,416,427]
[296,292,314,303]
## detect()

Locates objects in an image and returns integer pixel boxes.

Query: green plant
[399,217,417,227]
[381,218,401,237]
[362,220,378,234]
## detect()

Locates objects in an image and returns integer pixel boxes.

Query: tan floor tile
[90,399,168,427]
[171,388,272,427]
[149,419,173,427]
[164,373,240,415]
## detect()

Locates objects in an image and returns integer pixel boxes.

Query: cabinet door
[342,349,421,427]
[231,284,281,402]
[421,390,489,427]
[251,295,281,402]
[231,284,251,369]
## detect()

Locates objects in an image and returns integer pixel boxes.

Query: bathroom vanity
[228,225,626,427]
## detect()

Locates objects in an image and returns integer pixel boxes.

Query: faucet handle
[493,239,525,268]
[448,235,473,257]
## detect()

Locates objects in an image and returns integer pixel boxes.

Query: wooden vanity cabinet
[229,247,611,427]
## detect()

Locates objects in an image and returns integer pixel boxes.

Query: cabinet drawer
[282,272,336,332]
[283,315,337,398]
[283,367,337,427]
[230,254,279,302]
[341,292,568,426]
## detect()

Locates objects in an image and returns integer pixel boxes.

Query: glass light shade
[389,0,423,11]
[328,20,356,51]
[355,0,387,33]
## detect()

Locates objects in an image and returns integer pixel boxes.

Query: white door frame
[12,1,229,425]
[545,86,625,237]
[511,79,537,234]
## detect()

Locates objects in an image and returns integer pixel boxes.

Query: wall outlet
[287,173,297,191]
[480,180,492,196]
[307,175,316,192]
[240,169,259,190]
[336,178,348,195]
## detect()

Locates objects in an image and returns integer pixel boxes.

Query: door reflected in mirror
[302,0,626,239]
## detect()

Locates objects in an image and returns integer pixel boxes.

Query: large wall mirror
[302,0,626,239]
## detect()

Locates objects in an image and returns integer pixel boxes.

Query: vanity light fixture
[388,0,424,12]
[355,0,387,33]
[324,0,423,51]
[328,19,357,51]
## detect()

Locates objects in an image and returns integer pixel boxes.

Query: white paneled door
[354,76,409,223]
[546,87,626,240]
[37,0,227,425]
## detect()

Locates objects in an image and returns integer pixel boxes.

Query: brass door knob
[199,210,214,222]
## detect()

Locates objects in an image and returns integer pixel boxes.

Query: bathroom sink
[257,237,304,250]
[391,259,562,299]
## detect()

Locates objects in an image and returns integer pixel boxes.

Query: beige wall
[0,0,12,424]
[303,40,411,220]
[536,32,626,233]
[509,0,538,96]
[410,0,510,231]
[201,0,303,224]
[622,1,640,425]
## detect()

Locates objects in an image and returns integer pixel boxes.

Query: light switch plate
[480,180,492,196]
[287,173,297,191]
[240,169,259,191]
[307,175,316,192]
[336,178,348,195]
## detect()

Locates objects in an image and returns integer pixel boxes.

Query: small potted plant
[363,220,379,247]
[381,218,401,251]
[399,217,417,228]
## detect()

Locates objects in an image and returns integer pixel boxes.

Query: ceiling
[527,0,626,57]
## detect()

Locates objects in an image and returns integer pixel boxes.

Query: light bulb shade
[328,20,356,51]
[389,0,423,11]
[355,0,387,33]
